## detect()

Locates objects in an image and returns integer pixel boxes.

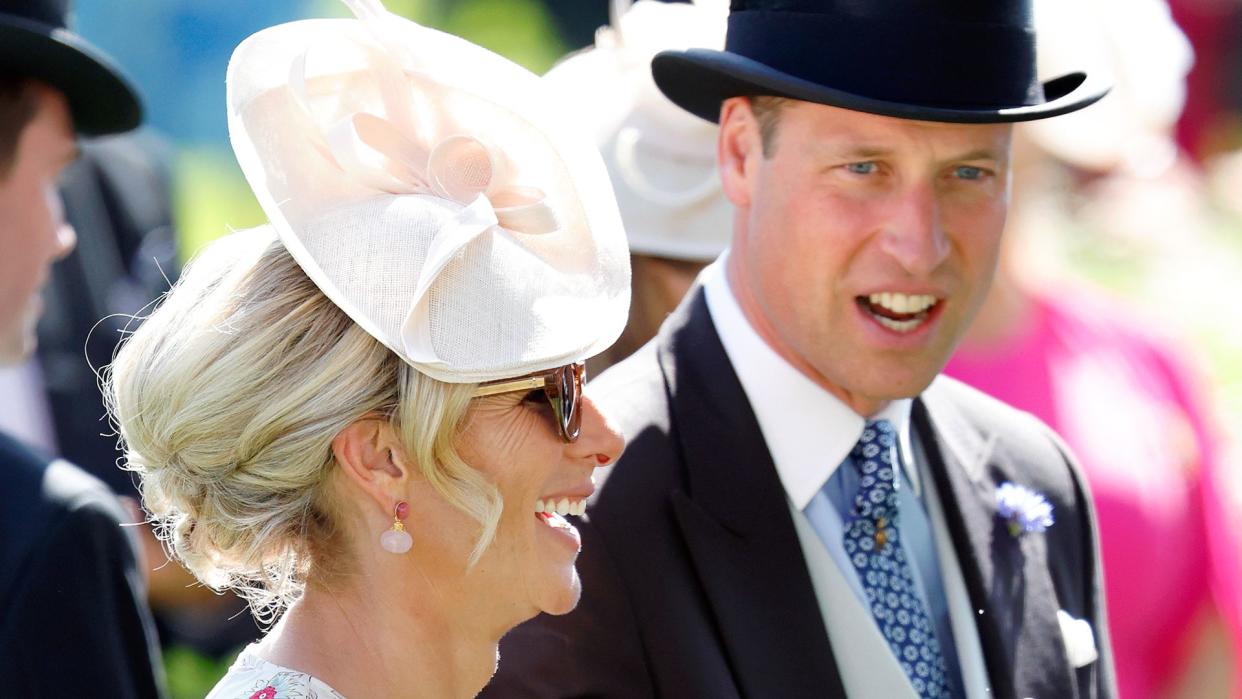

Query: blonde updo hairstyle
[105,227,501,622]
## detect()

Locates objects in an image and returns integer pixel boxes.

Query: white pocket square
[1057,610,1099,668]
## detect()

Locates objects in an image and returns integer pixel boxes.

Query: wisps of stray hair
[104,227,501,624]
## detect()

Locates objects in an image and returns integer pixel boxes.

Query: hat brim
[228,17,631,384]
[653,48,1110,125]
[0,22,141,135]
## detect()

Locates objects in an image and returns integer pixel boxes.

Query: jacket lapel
[660,291,847,699]
[916,380,1076,699]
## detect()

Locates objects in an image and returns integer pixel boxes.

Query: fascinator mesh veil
[227,0,630,383]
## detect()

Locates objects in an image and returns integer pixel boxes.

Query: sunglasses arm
[473,375,549,398]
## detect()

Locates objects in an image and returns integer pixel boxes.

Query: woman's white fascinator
[227,0,630,383]
[544,0,730,262]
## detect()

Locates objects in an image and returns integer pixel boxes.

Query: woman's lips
[535,511,582,551]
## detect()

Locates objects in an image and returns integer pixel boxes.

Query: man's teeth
[874,316,923,332]
[868,292,937,315]
[535,498,587,517]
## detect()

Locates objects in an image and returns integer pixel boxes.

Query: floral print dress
[206,645,347,699]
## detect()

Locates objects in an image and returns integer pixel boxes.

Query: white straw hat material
[544,0,731,262]
[227,0,630,383]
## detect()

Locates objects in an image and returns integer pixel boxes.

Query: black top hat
[653,0,1109,124]
[0,0,140,135]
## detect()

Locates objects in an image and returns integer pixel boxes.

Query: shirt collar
[701,251,918,511]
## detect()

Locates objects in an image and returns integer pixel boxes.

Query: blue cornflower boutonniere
[995,482,1054,537]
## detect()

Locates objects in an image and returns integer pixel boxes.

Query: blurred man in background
[0,0,164,695]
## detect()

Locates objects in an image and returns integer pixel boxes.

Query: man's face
[721,99,1012,416]
[0,85,78,364]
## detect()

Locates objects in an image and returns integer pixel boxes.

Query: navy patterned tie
[844,419,951,699]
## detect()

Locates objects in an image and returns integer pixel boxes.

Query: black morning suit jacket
[482,289,1117,699]
[0,433,165,697]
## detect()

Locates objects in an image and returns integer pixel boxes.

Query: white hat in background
[1027,0,1193,175]
[226,0,630,383]
[544,0,731,262]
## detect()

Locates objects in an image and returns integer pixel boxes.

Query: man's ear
[332,417,409,511]
[718,97,761,209]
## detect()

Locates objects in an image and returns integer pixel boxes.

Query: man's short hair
[0,73,39,177]
[749,95,788,158]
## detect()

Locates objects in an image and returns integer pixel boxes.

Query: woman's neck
[257,572,500,698]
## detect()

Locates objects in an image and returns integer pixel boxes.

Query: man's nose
[54,222,77,260]
[47,187,76,260]
[879,184,950,277]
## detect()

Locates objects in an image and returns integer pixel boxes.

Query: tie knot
[849,419,899,521]
[852,419,897,468]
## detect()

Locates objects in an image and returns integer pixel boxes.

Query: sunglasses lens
[552,363,583,442]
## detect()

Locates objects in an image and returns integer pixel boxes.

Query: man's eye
[521,389,546,406]
[954,165,987,180]
[845,161,877,175]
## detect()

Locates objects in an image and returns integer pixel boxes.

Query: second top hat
[0,0,141,134]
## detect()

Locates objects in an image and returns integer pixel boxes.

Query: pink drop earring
[380,501,412,554]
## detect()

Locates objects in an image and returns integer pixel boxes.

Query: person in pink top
[947,1,1241,695]
[947,288,1238,697]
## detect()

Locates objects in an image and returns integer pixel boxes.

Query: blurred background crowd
[3,0,1242,696]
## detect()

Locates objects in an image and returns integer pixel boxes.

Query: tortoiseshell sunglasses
[473,362,586,443]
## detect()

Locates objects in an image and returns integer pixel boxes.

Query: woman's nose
[571,394,624,466]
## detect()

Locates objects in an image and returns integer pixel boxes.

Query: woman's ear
[332,418,408,509]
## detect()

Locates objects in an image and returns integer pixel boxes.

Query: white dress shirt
[0,359,58,455]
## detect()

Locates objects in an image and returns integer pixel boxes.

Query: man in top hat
[484,1,1117,698]
[0,0,163,695]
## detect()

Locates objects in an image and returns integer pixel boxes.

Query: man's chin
[839,370,945,415]
[876,354,955,399]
